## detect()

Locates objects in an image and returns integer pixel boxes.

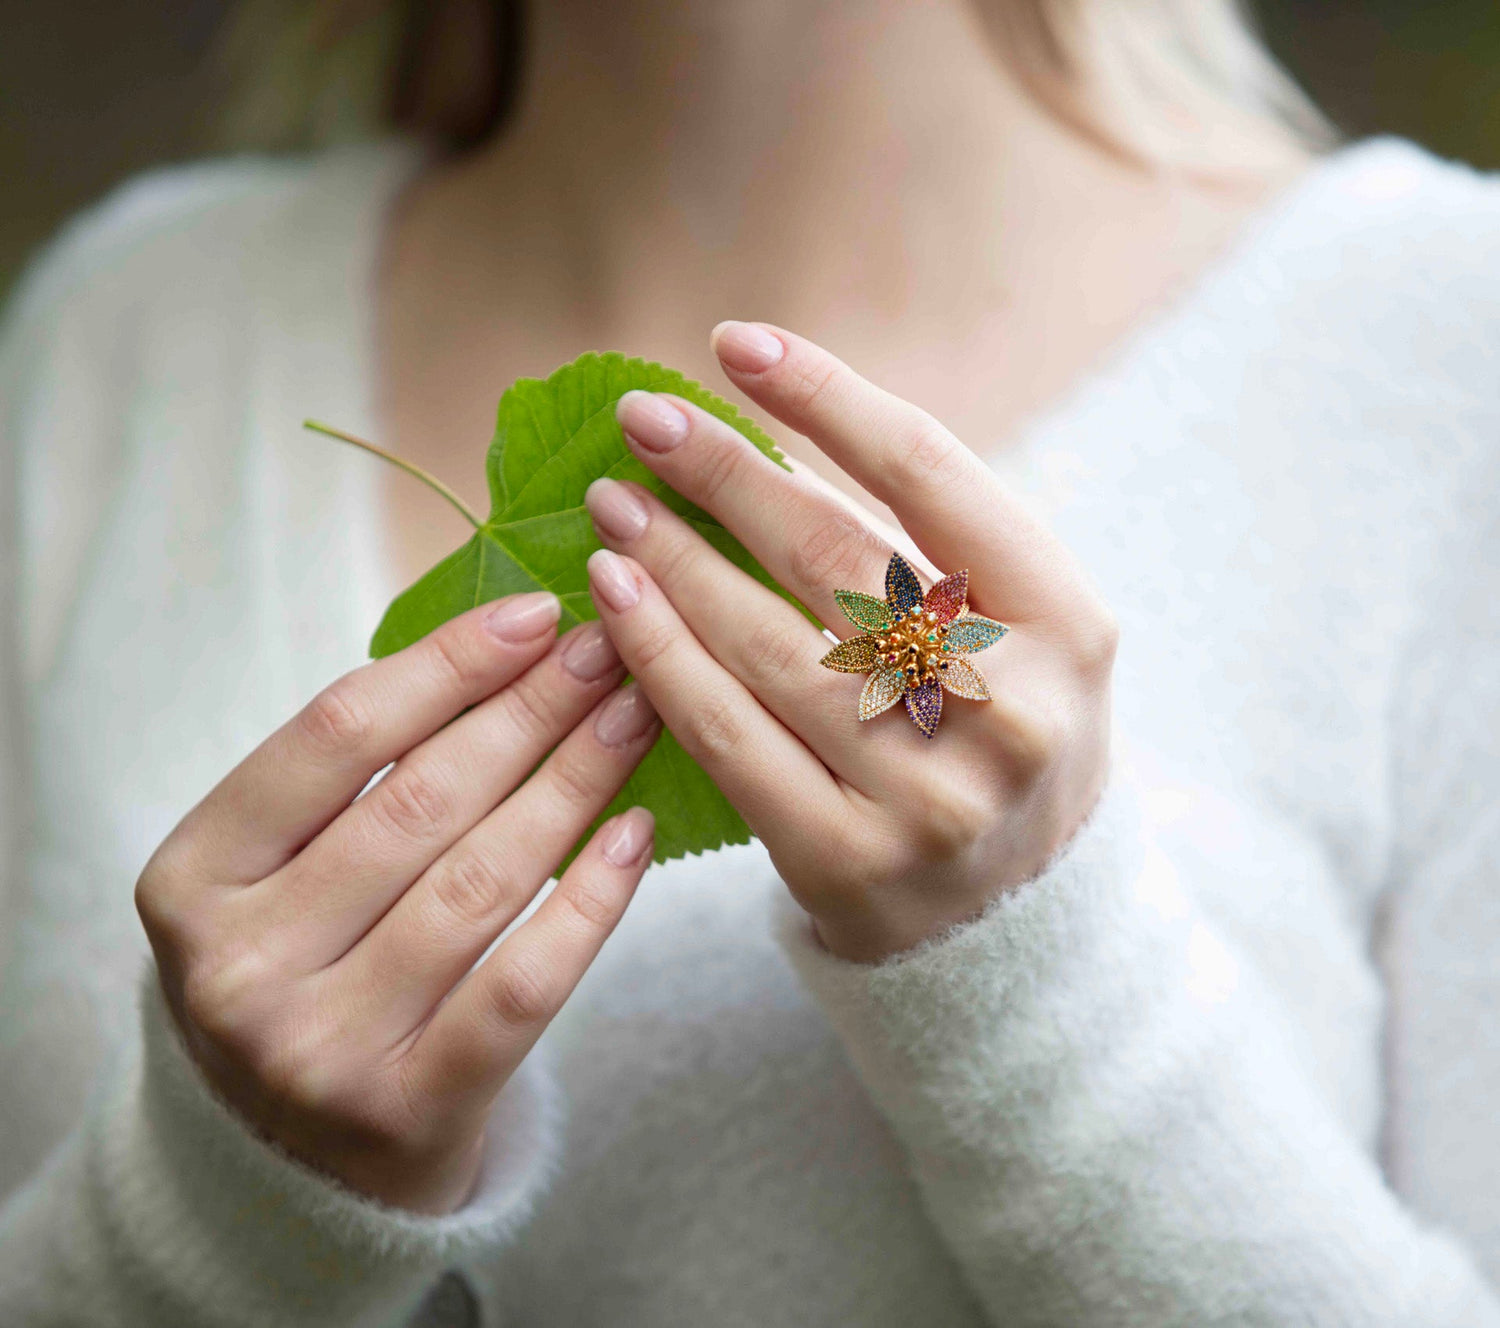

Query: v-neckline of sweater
[324,133,1428,613]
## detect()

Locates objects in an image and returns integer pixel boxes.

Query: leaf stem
[303,420,483,529]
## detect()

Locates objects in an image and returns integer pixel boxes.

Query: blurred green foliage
[1258,0,1500,168]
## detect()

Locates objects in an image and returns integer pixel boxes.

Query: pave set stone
[820,552,1009,738]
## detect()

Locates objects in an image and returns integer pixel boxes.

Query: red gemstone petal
[923,569,969,624]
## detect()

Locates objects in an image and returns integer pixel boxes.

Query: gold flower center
[873,608,952,686]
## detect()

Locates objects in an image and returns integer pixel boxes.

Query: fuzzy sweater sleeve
[0,180,558,1327]
[775,749,1500,1326]
[0,966,558,1327]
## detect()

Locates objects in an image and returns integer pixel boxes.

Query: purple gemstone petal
[903,678,944,737]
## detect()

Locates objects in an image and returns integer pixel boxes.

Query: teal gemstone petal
[945,615,1009,654]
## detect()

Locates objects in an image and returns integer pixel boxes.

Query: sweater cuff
[772,757,1157,1148]
[102,963,559,1325]
[776,755,1144,1006]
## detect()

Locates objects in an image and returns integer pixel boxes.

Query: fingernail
[602,807,655,866]
[711,321,785,373]
[588,549,641,612]
[560,621,621,681]
[617,391,690,453]
[595,684,658,749]
[585,477,649,541]
[483,592,561,642]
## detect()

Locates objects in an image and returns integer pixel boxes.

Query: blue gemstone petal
[885,553,924,616]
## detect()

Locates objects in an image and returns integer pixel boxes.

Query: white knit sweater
[1,136,1498,1327]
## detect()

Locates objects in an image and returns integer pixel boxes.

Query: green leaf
[366,351,799,865]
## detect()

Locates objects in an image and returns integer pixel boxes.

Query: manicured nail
[711,321,785,373]
[595,685,658,749]
[617,391,689,453]
[560,621,621,681]
[602,806,656,866]
[585,477,649,541]
[483,591,561,642]
[588,548,641,612]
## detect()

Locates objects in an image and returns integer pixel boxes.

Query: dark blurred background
[4,1,1500,297]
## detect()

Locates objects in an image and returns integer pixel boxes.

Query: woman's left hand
[584,323,1118,962]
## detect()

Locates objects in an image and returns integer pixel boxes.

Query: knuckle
[681,695,743,763]
[993,698,1059,783]
[179,953,271,1051]
[545,750,604,810]
[299,678,376,756]
[631,619,680,673]
[426,624,488,693]
[1075,605,1121,677]
[372,764,452,842]
[561,871,623,931]
[787,510,885,594]
[134,856,192,947]
[910,782,992,859]
[488,954,558,1028]
[647,532,704,596]
[427,851,513,930]
[785,356,844,417]
[740,618,804,687]
[499,676,560,745]
[695,436,745,506]
[256,1024,336,1112]
[888,420,963,496]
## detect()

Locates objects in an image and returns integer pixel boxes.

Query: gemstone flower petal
[835,590,893,633]
[945,614,1009,654]
[923,569,969,625]
[820,635,879,673]
[937,657,991,700]
[859,667,908,720]
[885,553,923,616]
[904,678,944,737]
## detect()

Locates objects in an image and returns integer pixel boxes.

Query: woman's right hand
[134,592,659,1215]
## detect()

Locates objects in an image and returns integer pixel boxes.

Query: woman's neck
[378,0,1310,576]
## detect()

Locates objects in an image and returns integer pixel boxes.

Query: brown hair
[214,0,1332,171]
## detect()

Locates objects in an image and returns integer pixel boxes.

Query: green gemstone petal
[834,590,894,633]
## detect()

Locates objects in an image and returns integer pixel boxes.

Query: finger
[709,320,1099,623]
[614,388,897,633]
[243,621,627,965]
[585,548,849,841]
[402,807,655,1114]
[175,593,564,883]
[584,476,872,773]
[330,683,660,1035]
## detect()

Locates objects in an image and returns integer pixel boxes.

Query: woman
[1,1,1497,1323]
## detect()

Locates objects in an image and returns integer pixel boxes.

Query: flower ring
[818,552,1009,737]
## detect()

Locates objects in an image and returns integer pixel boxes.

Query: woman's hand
[135,596,660,1213]
[584,322,1117,963]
